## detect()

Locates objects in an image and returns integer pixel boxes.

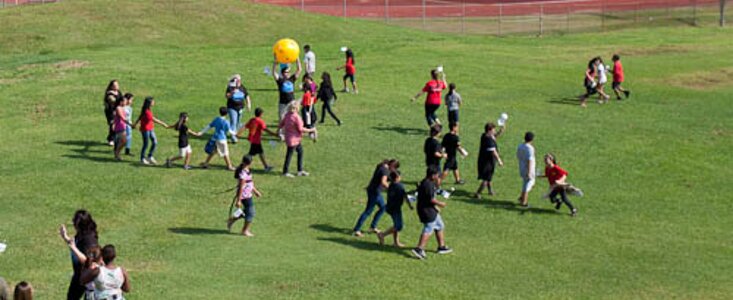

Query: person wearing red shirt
[611,54,631,100]
[541,153,577,216]
[336,48,358,94]
[300,76,318,140]
[132,97,169,165]
[237,108,279,172]
[412,69,447,126]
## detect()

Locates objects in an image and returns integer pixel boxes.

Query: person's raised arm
[496,124,506,138]
[246,95,252,112]
[294,58,302,78]
[272,56,280,80]
[59,225,87,264]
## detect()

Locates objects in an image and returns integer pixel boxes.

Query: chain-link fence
[1,0,58,8]
[257,0,730,35]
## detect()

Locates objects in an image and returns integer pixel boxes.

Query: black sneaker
[437,246,453,254]
[624,90,630,98]
[555,201,562,210]
[411,248,427,260]
[456,180,465,185]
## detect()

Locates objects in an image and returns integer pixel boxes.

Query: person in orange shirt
[611,54,631,100]
[336,48,358,94]
[301,77,318,140]
[237,108,279,172]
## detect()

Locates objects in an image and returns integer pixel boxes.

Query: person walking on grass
[225,74,251,143]
[103,80,123,146]
[336,48,358,94]
[227,155,263,236]
[474,122,505,199]
[611,54,631,100]
[279,102,316,177]
[123,93,134,156]
[411,166,452,260]
[441,123,465,185]
[318,72,342,125]
[596,57,611,103]
[579,57,599,108]
[165,112,202,170]
[112,96,133,161]
[377,171,413,248]
[445,83,462,131]
[199,107,236,170]
[272,56,302,124]
[353,159,392,237]
[412,69,447,127]
[301,76,318,140]
[132,97,169,165]
[540,153,578,216]
[80,245,131,300]
[303,44,316,77]
[424,124,446,177]
[516,131,536,207]
[237,108,279,172]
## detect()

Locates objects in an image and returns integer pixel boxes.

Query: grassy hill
[0,0,732,298]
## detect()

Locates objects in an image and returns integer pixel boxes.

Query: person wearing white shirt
[596,57,611,102]
[303,44,316,77]
[516,132,536,207]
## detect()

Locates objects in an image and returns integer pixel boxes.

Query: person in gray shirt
[444,83,462,131]
[516,132,536,207]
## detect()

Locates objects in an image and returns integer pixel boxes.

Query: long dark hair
[72,209,98,239]
[105,80,118,93]
[141,96,154,113]
[173,112,188,131]
[345,49,354,64]
[234,155,253,179]
[448,83,456,95]
[83,245,101,269]
[321,72,333,87]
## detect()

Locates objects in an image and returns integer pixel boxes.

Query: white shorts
[522,177,536,193]
[216,140,229,157]
[179,145,192,157]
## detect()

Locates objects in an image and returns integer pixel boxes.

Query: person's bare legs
[377,227,395,246]
[223,155,234,170]
[352,81,358,94]
[453,170,462,183]
[242,221,254,237]
[202,153,215,167]
[114,136,126,159]
[474,181,486,198]
[519,191,529,206]
[393,231,405,248]
[416,232,431,250]
[259,154,270,169]
[183,152,191,167]
[435,230,446,248]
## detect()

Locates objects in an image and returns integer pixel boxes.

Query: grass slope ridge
[0,0,732,299]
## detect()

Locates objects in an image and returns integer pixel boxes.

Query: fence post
[601,0,606,31]
[343,0,346,18]
[461,0,466,34]
[385,0,389,23]
[422,0,426,29]
[635,3,639,23]
[301,0,304,12]
[692,0,697,26]
[539,4,544,36]
[566,7,570,33]
[498,3,502,36]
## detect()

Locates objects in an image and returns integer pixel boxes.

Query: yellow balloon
[273,38,300,64]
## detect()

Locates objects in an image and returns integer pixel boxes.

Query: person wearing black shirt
[317,72,341,125]
[353,160,391,236]
[58,210,99,300]
[441,123,465,185]
[272,56,302,126]
[165,112,202,170]
[377,171,413,247]
[411,166,452,260]
[104,80,123,145]
[225,75,251,143]
[424,124,446,173]
[474,122,505,199]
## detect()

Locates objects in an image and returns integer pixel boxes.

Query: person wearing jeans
[132,97,168,165]
[542,153,577,216]
[279,102,315,177]
[353,160,391,237]
[226,74,251,143]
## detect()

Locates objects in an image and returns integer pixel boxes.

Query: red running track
[254,0,719,18]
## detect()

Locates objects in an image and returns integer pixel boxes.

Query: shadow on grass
[547,97,581,106]
[309,223,352,235]
[168,227,231,236]
[371,126,426,136]
[452,195,563,216]
[316,237,413,258]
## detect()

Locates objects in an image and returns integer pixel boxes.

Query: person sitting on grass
[166,112,202,170]
[227,155,263,236]
[199,107,236,171]
[237,108,279,172]
[412,166,452,260]
[377,170,413,248]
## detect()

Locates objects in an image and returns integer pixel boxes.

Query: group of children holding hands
[580,54,631,107]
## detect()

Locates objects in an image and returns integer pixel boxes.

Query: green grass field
[1,0,732,299]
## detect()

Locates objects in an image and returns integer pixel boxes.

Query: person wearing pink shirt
[412,69,447,126]
[279,103,317,177]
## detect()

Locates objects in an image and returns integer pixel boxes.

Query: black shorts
[448,110,459,126]
[343,74,355,83]
[248,143,263,155]
[584,79,597,95]
[443,157,458,171]
[612,82,622,89]
[477,162,495,181]
[427,163,441,173]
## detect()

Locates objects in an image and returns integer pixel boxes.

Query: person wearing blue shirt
[199,107,236,170]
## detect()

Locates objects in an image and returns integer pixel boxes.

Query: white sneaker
[148,157,158,165]
[297,171,310,177]
[141,158,150,165]
[283,173,295,178]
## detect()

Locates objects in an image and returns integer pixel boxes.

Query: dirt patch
[54,60,90,70]
[669,68,733,91]
[619,44,696,56]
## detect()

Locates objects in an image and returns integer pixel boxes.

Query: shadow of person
[316,237,412,258]
[168,227,231,235]
[309,223,352,235]
[371,126,426,136]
